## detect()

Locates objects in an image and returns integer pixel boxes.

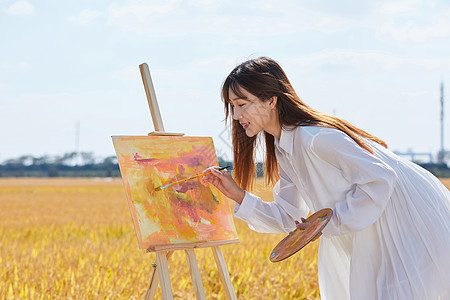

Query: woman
[202,57,450,300]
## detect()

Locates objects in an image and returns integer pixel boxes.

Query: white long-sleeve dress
[234,126,450,300]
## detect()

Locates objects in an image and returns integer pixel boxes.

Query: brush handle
[158,166,231,190]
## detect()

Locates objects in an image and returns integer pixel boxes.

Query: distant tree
[103,156,118,165]
[19,155,34,166]
[101,156,119,177]
[81,152,95,165]
[56,152,77,165]
[32,155,48,166]
[48,167,59,177]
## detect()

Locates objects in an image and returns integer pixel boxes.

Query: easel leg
[155,251,173,300]
[184,249,207,300]
[211,246,237,300]
[145,251,174,300]
[144,262,159,300]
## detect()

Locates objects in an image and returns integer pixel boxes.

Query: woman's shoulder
[290,126,357,155]
[293,126,343,144]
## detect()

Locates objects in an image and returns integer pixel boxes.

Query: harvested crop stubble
[1,178,448,299]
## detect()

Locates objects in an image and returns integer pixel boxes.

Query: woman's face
[229,87,279,138]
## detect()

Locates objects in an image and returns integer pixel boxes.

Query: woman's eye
[238,104,246,107]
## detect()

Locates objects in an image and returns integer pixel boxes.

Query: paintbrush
[154,165,232,191]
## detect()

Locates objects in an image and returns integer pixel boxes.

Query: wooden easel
[139,63,238,300]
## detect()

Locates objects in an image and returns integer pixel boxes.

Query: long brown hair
[221,57,387,191]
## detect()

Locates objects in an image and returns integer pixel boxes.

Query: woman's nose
[232,108,241,120]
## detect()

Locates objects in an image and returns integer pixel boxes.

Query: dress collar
[274,126,296,156]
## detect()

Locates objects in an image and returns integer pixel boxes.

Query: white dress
[234,126,450,300]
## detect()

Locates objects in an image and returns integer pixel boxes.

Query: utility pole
[438,82,444,164]
[75,121,80,166]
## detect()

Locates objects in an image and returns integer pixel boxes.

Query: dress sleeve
[234,165,310,233]
[310,130,398,237]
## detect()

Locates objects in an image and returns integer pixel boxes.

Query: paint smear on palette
[112,136,238,250]
[270,208,333,262]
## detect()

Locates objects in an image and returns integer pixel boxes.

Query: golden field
[1,177,449,299]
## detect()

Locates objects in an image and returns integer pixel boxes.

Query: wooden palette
[270,208,333,262]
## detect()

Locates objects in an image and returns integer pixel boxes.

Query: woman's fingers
[295,219,322,241]
[203,166,225,173]
[201,166,245,204]
[202,166,219,175]
[202,166,226,179]
[212,167,232,180]
[202,167,220,183]
[295,219,310,230]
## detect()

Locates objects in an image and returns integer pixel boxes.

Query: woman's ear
[269,96,278,109]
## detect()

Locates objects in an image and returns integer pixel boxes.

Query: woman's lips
[241,122,249,130]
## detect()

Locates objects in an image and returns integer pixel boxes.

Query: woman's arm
[203,165,309,233]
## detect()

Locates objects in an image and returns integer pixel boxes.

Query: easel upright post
[139,63,165,132]
[139,63,184,137]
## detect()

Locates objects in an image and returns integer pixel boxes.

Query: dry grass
[439,178,450,188]
[1,177,448,299]
[0,178,320,299]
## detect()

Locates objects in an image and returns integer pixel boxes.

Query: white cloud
[18,61,29,68]
[69,9,102,24]
[187,0,223,11]
[39,93,74,103]
[108,0,181,27]
[378,0,421,15]
[0,60,30,69]
[112,66,140,81]
[187,55,238,70]
[379,9,450,43]
[282,0,378,19]
[400,90,437,98]
[16,93,74,103]
[255,0,361,26]
[313,15,353,30]
[106,0,355,36]
[4,0,34,15]
[288,50,450,71]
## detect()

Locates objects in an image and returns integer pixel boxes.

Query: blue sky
[1,0,449,163]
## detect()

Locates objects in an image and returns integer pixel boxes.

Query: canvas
[112,135,239,250]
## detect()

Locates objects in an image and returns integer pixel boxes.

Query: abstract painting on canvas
[112,135,239,250]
